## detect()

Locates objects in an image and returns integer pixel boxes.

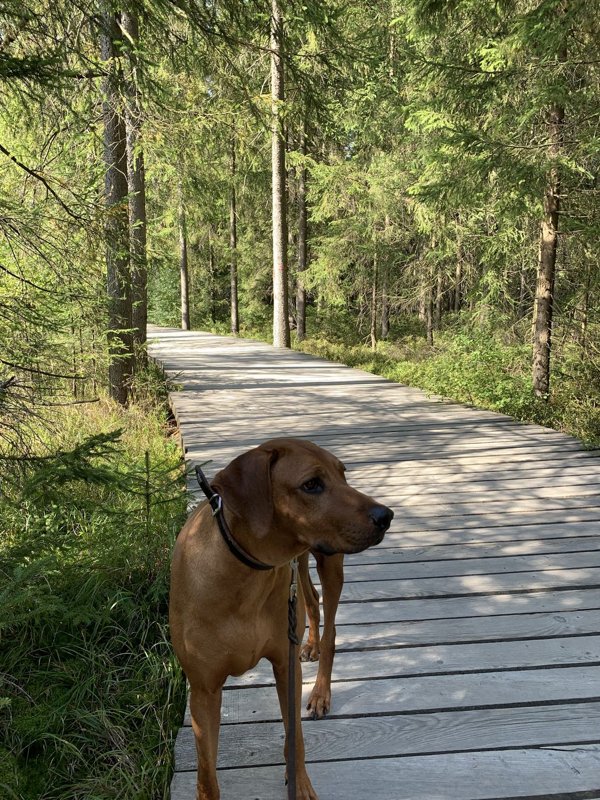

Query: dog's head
[212,437,393,555]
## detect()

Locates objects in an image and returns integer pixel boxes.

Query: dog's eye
[301,477,324,494]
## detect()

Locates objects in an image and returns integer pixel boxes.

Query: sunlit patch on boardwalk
[149,325,600,800]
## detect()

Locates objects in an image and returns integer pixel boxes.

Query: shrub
[0,394,187,800]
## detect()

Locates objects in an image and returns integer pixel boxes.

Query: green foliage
[0,390,187,800]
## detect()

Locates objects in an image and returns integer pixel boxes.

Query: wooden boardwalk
[148,325,600,800]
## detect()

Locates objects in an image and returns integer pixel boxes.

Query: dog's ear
[212,445,279,538]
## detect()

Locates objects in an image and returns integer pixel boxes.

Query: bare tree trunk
[519,260,528,318]
[100,8,132,405]
[434,266,443,329]
[381,270,389,340]
[229,137,239,334]
[370,246,378,351]
[418,265,426,322]
[454,249,462,312]
[380,213,390,339]
[426,292,434,345]
[580,260,590,353]
[271,0,290,348]
[122,11,147,365]
[532,99,565,397]
[209,231,217,324]
[426,260,434,346]
[532,13,567,398]
[296,124,308,342]
[178,185,190,331]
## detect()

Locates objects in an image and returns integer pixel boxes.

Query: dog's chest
[219,614,275,677]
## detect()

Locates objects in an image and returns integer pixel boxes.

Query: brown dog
[170,438,393,799]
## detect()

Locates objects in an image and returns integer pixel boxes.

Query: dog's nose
[369,505,394,531]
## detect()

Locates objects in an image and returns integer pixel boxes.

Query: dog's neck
[220,506,306,571]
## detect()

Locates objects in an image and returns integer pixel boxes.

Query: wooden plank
[332,567,600,603]
[175,427,578,454]
[382,507,600,532]
[347,458,600,485]
[190,664,600,726]
[344,535,600,564]
[334,587,600,625]
[171,746,600,800]
[314,608,600,652]
[379,518,600,544]
[169,417,573,444]
[352,468,600,493]
[324,550,600,583]
[349,449,600,474]
[226,634,600,687]
[180,437,587,466]
[185,447,600,478]
[375,483,600,505]
[173,701,600,769]
[379,496,600,517]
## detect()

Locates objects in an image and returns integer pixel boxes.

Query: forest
[1,0,598,798]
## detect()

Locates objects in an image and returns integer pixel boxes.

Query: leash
[195,466,300,798]
[287,557,299,800]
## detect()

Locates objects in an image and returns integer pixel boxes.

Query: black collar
[195,465,274,571]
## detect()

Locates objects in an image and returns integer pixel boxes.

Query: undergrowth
[0,368,187,799]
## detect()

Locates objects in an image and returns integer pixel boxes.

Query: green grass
[0,369,188,799]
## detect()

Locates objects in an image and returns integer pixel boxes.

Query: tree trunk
[229,137,239,334]
[434,266,443,329]
[100,9,132,406]
[454,250,462,312]
[531,13,567,398]
[426,260,434,346]
[296,125,308,342]
[270,0,290,348]
[418,264,426,321]
[122,11,147,364]
[178,185,190,331]
[381,269,389,340]
[208,228,217,324]
[370,246,378,351]
[580,261,591,353]
[532,99,565,397]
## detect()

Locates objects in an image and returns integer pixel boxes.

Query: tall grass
[0,375,187,799]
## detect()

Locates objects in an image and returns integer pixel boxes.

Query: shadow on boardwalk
[149,325,600,800]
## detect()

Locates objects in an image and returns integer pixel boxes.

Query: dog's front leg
[306,552,344,719]
[189,685,223,800]
[299,552,321,662]
[272,654,319,800]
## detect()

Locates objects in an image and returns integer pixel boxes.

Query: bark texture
[271,0,290,348]
[179,187,190,331]
[532,102,565,397]
[370,246,378,351]
[296,126,308,341]
[101,9,132,405]
[122,11,147,360]
[229,138,239,335]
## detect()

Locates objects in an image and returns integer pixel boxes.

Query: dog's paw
[306,686,330,719]
[300,641,319,662]
[286,769,319,799]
